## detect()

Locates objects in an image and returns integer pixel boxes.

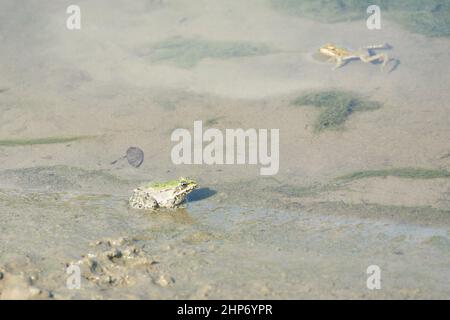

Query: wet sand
[0,0,449,299]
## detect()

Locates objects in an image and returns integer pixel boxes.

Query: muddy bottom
[1,187,449,299]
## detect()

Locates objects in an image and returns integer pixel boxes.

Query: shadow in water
[188,187,217,202]
[388,59,401,73]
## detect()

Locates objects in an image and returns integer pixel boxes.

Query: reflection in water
[142,207,196,226]
[388,58,401,73]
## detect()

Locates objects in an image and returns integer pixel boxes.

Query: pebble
[155,274,174,287]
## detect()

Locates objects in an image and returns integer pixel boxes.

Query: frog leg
[359,52,389,68]
[332,56,344,70]
[173,197,186,207]
[145,197,159,209]
[129,190,159,210]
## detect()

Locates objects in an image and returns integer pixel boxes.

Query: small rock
[155,274,174,287]
[28,286,42,296]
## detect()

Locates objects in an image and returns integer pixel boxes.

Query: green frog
[129,178,198,210]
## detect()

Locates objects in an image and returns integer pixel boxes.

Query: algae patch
[143,37,274,68]
[0,136,93,147]
[337,167,450,182]
[305,201,450,220]
[0,165,132,192]
[273,183,343,198]
[271,0,450,37]
[204,117,224,127]
[292,90,382,132]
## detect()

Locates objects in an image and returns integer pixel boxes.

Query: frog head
[173,177,198,204]
[319,43,338,57]
[175,177,197,194]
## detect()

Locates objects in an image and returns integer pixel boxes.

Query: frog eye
[180,181,187,187]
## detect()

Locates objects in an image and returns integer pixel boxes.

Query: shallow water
[1,188,449,299]
[1,0,450,299]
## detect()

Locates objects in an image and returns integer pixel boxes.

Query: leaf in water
[126,147,144,168]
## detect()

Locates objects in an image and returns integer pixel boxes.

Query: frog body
[319,43,390,70]
[129,178,197,210]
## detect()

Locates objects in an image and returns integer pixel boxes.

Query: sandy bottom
[0,0,449,299]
